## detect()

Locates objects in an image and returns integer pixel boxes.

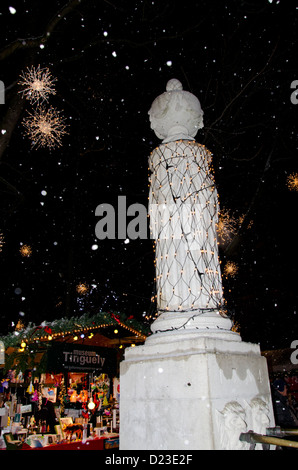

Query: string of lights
[153,307,231,335]
[0,312,148,353]
[148,139,225,317]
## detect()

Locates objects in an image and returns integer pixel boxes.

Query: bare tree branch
[224,147,275,257]
[0,93,26,162]
[207,39,279,133]
[0,0,84,61]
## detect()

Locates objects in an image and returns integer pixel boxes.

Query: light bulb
[88,397,96,410]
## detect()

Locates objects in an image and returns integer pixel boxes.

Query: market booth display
[0,312,147,450]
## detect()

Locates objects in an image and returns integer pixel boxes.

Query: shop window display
[0,370,119,450]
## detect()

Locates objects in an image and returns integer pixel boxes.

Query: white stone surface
[120,336,275,450]
[148,78,204,142]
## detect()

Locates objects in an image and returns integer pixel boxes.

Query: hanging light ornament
[76,283,89,295]
[18,65,57,104]
[223,261,239,279]
[20,244,32,257]
[87,396,96,410]
[287,172,298,192]
[22,105,68,150]
[217,209,238,246]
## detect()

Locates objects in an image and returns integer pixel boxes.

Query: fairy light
[14,313,147,350]
[76,283,89,295]
[0,233,4,253]
[22,105,68,149]
[217,209,237,245]
[238,214,253,230]
[287,172,298,192]
[20,244,32,257]
[148,140,227,314]
[15,320,24,331]
[18,65,57,104]
[223,261,238,279]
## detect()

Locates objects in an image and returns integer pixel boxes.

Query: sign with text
[47,343,117,374]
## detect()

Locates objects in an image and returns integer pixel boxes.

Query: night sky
[0,0,297,350]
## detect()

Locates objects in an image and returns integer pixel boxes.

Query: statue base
[148,310,238,342]
[120,315,275,450]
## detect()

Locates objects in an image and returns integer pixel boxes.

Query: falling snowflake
[20,244,32,257]
[287,172,298,192]
[22,105,68,149]
[18,65,57,104]
[223,261,238,278]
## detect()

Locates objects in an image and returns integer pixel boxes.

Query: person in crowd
[35,397,57,433]
[271,378,298,428]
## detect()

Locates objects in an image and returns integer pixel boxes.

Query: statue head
[250,398,270,434]
[148,79,204,142]
[218,401,248,450]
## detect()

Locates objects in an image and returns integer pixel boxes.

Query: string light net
[149,140,224,316]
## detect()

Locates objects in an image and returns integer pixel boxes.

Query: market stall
[0,312,147,450]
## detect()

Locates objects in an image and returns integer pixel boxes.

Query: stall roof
[0,311,149,350]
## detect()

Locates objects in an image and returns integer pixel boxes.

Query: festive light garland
[0,311,148,350]
[148,140,224,314]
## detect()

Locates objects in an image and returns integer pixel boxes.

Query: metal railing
[240,427,298,450]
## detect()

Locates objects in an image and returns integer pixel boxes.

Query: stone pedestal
[120,79,274,449]
[120,323,275,450]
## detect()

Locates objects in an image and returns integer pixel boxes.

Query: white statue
[250,397,270,449]
[148,79,224,314]
[148,78,204,142]
[218,401,249,450]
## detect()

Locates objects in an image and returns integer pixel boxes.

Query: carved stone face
[148,79,204,142]
[219,401,248,450]
[251,399,270,433]
[224,408,247,432]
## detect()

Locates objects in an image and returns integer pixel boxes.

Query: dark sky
[0,0,297,350]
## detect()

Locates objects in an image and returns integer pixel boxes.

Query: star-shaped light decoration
[223,260,238,279]
[287,172,298,192]
[18,65,57,104]
[20,244,32,257]
[217,209,237,246]
[22,105,68,149]
[76,283,89,295]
